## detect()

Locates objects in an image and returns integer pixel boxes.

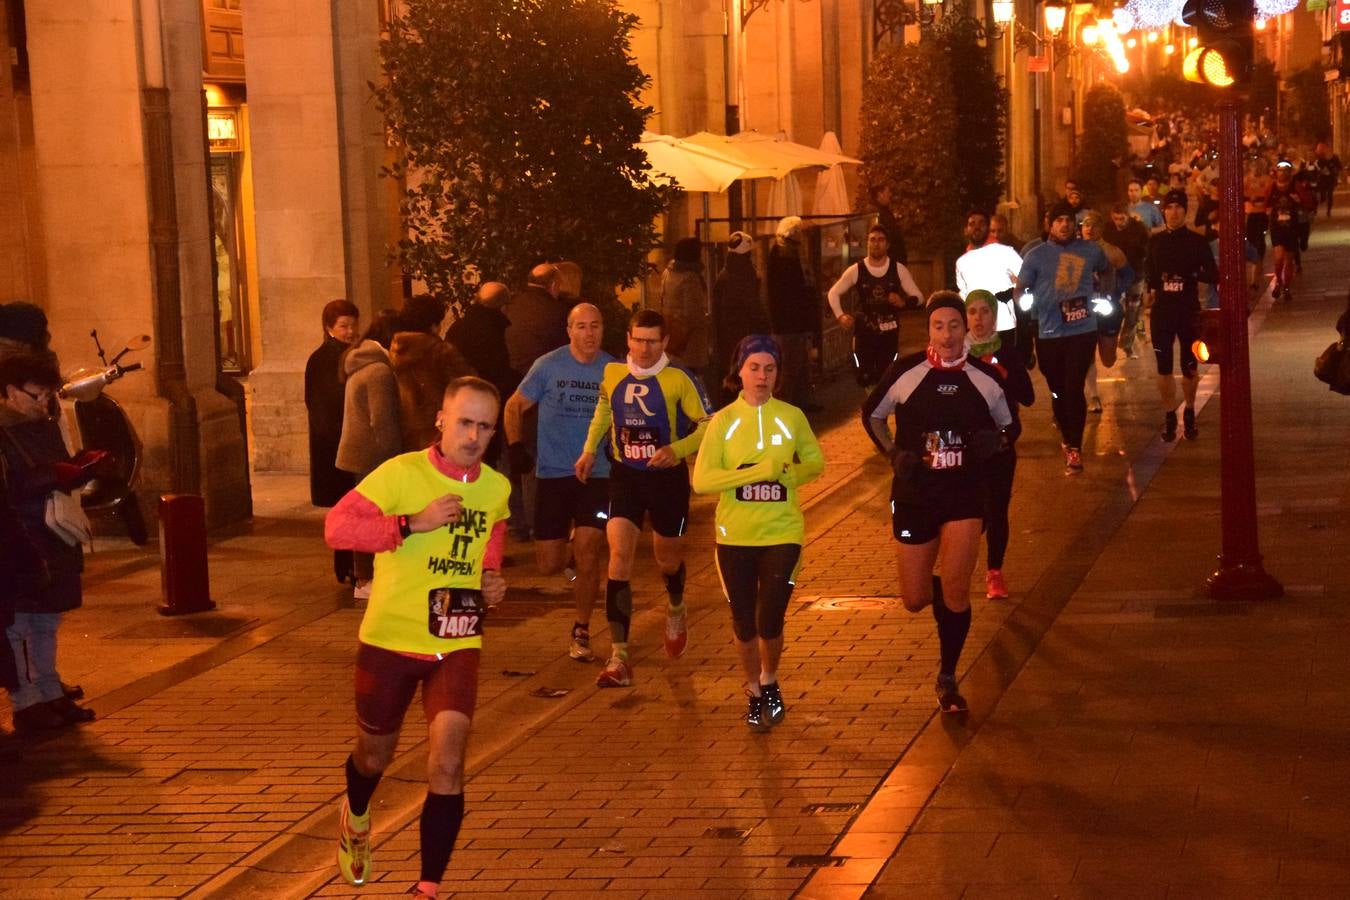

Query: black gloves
[889,446,919,481]
[968,429,1006,461]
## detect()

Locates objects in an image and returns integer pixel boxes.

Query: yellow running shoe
[337,799,371,886]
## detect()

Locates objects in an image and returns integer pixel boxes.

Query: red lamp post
[1206,97,1283,602]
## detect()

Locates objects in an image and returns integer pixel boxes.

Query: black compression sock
[345,754,382,818]
[662,563,686,607]
[606,579,632,644]
[929,577,971,677]
[419,791,465,885]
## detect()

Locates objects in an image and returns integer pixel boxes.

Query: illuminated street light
[1189,35,1199,47]
[1127,35,1138,46]
[1082,22,1100,44]
[1044,0,1068,35]
[1146,30,1159,42]
[1164,42,1176,54]
[992,0,1016,24]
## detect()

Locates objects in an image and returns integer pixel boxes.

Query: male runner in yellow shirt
[325,376,510,900]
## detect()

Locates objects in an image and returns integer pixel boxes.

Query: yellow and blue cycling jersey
[583,358,712,470]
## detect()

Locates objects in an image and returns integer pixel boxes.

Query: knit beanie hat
[0,302,49,348]
[727,231,754,254]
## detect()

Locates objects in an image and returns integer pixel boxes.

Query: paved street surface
[2,209,1348,899]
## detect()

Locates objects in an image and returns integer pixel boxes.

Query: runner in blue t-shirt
[1015,201,1110,475]
[503,302,616,662]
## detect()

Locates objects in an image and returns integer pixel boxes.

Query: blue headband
[732,334,782,373]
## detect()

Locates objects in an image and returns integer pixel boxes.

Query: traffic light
[1193,308,1224,365]
[1181,0,1254,88]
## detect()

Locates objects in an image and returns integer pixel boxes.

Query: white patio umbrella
[684,130,861,175]
[637,132,749,193]
[811,131,853,217]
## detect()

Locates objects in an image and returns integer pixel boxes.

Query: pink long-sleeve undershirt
[323,448,507,568]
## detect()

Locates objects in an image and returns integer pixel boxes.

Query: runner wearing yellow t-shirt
[324,377,510,900]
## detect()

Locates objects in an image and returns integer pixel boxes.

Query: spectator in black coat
[711,231,769,401]
[0,353,98,734]
[305,300,360,508]
[305,299,359,585]
[766,217,819,409]
[505,264,568,376]
[447,282,518,399]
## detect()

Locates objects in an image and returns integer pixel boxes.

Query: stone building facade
[1,0,1052,526]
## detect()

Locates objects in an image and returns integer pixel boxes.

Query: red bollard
[158,493,216,616]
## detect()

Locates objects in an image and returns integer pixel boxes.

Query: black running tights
[715,544,801,643]
[1035,331,1097,449]
[985,450,1016,570]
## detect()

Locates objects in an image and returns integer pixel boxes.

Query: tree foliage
[375,0,673,311]
[857,41,962,258]
[1282,64,1331,144]
[1075,84,1128,206]
[932,13,1008,216]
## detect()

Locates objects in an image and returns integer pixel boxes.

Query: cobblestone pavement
[4,211,1346,899]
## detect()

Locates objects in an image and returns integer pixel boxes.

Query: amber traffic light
[1193,308,1224,365]
[1181,0,1254,89]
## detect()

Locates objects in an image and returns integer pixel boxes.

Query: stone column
[244,1,355,473]
[24,0,249,526]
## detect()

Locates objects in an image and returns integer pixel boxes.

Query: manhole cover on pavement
[787,855,849,868]
[704,825,754,839]
[110,615,257,640]
[802,802,861,814]
[804,596,898,612]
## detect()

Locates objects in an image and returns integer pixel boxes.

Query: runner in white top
[954,211,1023,336]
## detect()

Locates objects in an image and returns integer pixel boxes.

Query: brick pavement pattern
[3,214,1347,900]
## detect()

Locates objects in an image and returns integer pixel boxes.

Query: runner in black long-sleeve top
[862,292,1013,713]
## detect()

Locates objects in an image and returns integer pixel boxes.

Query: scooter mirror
[109,335,152,366]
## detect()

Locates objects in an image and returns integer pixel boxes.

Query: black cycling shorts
[1269,223,1299,251]
[533,475,610,541]
[608,461,690,537]
[891,478,985,545]
[1150,302,1200,377]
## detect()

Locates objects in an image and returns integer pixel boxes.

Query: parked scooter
[59,331,151,545]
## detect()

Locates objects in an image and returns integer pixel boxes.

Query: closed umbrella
[766,172,803,222]
[811,131,852,217]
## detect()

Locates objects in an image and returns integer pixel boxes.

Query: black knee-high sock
[662,562,686,608]
[929,576,971,677]
[419,792,465,885]
[345,755,382,817]
[606,579,632,645]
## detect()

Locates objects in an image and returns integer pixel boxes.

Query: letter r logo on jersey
[623,382,656,416]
